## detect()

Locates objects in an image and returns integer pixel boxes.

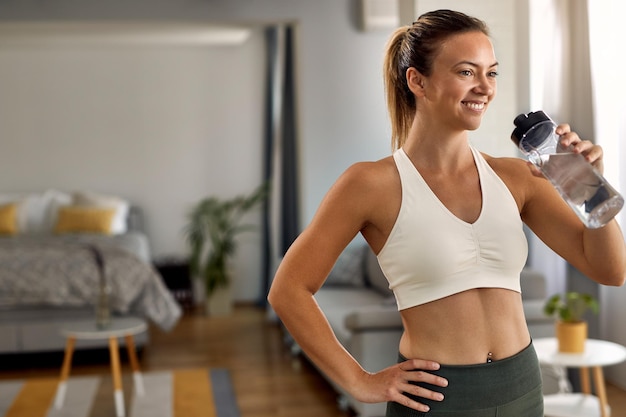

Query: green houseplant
[184,182,269,313]
[544,292,599,353]
[544,292,599,322]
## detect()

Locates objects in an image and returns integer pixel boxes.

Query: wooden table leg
[109,337,125,417]
[54,336,75,409]
[592,366,609,417]
[580,366,591,394]
[125,334,145,396]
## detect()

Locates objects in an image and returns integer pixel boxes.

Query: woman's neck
[402,123,471,172]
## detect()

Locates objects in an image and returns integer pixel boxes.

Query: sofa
[0,189,181,354]
[289,243,557,417]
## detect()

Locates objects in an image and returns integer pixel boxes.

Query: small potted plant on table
[544,292,599,353]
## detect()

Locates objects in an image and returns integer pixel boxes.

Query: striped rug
[0,368,239,417]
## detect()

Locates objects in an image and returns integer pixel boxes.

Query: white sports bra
[377,146,528,310]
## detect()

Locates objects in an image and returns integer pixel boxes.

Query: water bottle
[511,110,624,229]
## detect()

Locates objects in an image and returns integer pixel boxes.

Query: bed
[0,189,182,353]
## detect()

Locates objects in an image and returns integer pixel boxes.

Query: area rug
[0,368,239,417]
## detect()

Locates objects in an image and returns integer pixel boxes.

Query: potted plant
[184,182,268,315]
[544,292,599,353]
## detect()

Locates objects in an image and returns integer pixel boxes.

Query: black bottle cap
[511,110,553,150]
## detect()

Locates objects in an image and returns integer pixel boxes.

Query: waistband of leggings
[397,341,542,409]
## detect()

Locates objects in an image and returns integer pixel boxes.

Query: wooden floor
[2,305,626,417]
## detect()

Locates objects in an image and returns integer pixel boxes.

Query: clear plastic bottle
[511,110,624,229]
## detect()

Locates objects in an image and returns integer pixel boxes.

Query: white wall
[0,0,521,301]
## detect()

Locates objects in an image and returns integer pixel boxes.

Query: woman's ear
[406,67,425,97]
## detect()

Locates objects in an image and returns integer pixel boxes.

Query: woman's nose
[474,75,494,96]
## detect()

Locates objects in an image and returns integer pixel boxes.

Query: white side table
[53,317,148,417]
[534,338,626,417]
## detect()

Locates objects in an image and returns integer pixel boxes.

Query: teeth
[463,102,484,110]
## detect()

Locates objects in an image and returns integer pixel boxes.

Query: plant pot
[556,320,587,353]
[191,276,207,306]
[205,284,233,316]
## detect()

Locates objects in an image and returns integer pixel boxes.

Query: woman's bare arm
[268,162,447,412]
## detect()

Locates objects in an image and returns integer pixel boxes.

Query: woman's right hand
[354,358,448,413]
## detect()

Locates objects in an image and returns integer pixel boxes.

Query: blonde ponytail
[383,26,414,150]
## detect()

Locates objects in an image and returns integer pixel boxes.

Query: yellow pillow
[0,203,18,235]
[54,206,116,235]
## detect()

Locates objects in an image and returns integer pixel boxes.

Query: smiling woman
[268,8,626,417]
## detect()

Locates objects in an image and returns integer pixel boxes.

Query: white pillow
[23,190,73,234]
[72,191,130,235]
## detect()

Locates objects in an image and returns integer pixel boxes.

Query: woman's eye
[459,70,472,76]
[488,71,499,78]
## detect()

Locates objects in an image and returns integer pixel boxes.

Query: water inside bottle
[536,153,624,228]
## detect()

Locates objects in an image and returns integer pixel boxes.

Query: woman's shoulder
[332,156,401,247]
[480,152,531,178]
[338,156,398,190]
[347,155,396,174]
[327,156,399,208]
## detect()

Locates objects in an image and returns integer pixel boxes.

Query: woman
[268,9,626,417]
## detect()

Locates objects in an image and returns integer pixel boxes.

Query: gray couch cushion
[344,305,403,331]
[364,247,393,296]
[324,244,367,287]
[315,287,387,346]
[520,267,547,300]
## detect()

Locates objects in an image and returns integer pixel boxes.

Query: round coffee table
[53,316,148,417]
[534,338,626,417]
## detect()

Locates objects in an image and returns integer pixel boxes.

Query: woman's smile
[462,101,486,111]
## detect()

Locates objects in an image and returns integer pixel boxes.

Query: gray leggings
[386,343,543,417]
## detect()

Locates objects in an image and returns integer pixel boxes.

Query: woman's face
[419,31,498,132]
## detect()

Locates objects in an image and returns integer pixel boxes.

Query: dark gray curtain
[261,25,299,302]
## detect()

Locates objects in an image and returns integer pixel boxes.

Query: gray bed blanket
[0,235,181,331]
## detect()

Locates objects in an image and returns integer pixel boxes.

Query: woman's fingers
[388,389,434,412]
[556,125,605,172]
[356,359,447,413]
[396,359,448,411]
[400,359,448,387]
[401,375,446,400]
